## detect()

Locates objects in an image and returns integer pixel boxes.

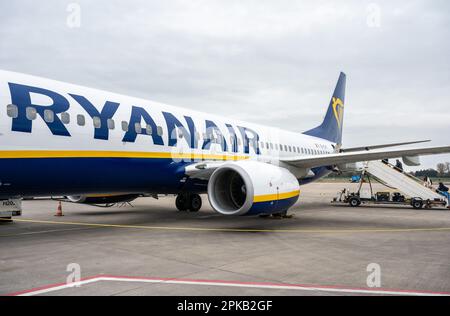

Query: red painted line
[3,274,450,296]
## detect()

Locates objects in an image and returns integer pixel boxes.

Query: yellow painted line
[253,190,300,203]
[3,218,450,234]
[0,150,249,161]
[0,226,98,238]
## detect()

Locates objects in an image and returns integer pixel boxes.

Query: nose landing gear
[176,193,202,212]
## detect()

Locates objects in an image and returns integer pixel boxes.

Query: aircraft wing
[281,146,450,169]
[340,140,431,153]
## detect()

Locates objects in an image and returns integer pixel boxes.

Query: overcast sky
[1,0,449,170]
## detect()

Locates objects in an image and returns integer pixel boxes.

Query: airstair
[364,160,444,201]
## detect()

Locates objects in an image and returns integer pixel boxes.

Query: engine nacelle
[207,161,300,216]
[67,194,139,204]
[402,155,420,166]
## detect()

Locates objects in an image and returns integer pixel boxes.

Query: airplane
[0,69,449,216]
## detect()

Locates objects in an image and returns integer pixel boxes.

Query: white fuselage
[0,70,334,198]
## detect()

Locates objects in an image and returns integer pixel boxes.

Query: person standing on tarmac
[423,176,433,189]
[438,182,449,192]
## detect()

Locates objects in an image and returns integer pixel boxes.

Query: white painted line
[10,276,450,296]
[17,278,100,296]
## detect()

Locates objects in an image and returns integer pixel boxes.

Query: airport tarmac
[1,182,450,296]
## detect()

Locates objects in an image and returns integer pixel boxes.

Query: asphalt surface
[1,182,450,296]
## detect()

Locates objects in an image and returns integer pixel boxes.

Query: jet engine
[207,160,300,216]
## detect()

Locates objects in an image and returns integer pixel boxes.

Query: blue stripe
[0,158,198,198]
[246,195,299,215]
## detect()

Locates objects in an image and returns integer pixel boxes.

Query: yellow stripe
[253,189,300,203]
[4,218,450,235]
[86,193,126,198]
[0,150,249,161]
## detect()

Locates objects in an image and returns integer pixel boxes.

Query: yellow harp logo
[332,97,344,129]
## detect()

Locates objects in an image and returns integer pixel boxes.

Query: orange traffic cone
[55,201,63,216]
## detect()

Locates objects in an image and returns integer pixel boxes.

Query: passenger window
[157,126,163,136]
[44,109,54,123]
[107,119,115,130]
[146,125,153,135]
[61,112,70,124]
[269,143,273,150]
[7,104,18,118]
[77,114,85,126]
[93,116,101,129]
[260,142,264,149]
[121,121,128,132]
[284,145,288,151]
[26,107,37,120]
[134,122,142,134]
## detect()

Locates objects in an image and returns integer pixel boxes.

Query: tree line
[413,162,450,178]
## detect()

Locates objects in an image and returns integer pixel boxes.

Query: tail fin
[303,72,346,145]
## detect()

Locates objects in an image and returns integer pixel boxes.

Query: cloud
[0,0,449,169]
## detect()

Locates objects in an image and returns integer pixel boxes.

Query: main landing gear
[176,193,202,212]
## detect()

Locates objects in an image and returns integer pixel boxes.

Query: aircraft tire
[176,194,189,211]
[189,194,202,212]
